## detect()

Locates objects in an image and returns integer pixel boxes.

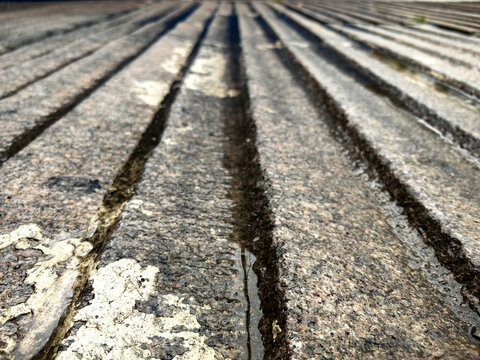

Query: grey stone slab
[285,3,339,24]
[381,24,480,57]
[0,5,214,358]
[412,23,480,46]
[0,3,196,163]
[0,2,139,43]
[0,3,178,99]
[383,2,480,25]
[304,3,365,24]
[56,4,252,359]
[306,2,384,24]
[354,23,480,69]
[332,22,480,98]
[255,2,480,306]
[0,12,111,54]
[0,3,172,73]
[241,4,480,358]
[271,5,480,158]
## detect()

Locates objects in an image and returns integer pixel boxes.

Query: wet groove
[222,7,290,360]
[0,4,199,170]
[254,7,480,315]
[30,5,215,360]
[271,7,480,160]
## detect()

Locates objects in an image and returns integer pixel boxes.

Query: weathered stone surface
[240,4,480,358]
[0,3,195,161]
[257,2,480,290]
[0,5,213,358]
[1,1,480,359]
[56,4,253,359]
[0,2,175,98]
[332,23,480,98]
[0,10,109,54]
[271,4,480,158]
[0,6,141,72]
[353,24,480,69]
[381,24,480,57]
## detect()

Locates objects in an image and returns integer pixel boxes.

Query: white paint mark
[56,259,219,360]
[0,224,44,250]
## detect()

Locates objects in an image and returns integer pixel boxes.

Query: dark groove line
[254,7,480,315]
[241,248,253,359]
[223,6,290,359]
[269,7,480,160]
[36,5,215,360]
[0,4,199,170]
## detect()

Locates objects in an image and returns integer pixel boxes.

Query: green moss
[411,15,427,23]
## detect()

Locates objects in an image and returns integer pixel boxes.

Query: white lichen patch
[56,259,218,360]
[133,80,169,106]
[0,224,93,356]
[0,224,44,250]
[184,48,236,98]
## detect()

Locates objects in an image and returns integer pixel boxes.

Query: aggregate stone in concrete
[333,23,480,97]
[273,4,480,157]
[0,7,140,72]
[240,4,480,358]
[57,5,251,359]
[0,3,194,159]
[0,2,176,98]
[0,5,214,358]
[257,2,480,297]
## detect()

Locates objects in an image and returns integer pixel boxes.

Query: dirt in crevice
[254,4,480,323]
[221,7,290,360]
[32,7,216,360]
[0,4,200,170]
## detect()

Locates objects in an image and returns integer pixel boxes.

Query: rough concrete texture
[1,1,480,359]
[57,5,252,359]
[257,1,480,298]
[332,24,480,97]
[271,5,480,157]
[0,3,195,160]
[0,4,213,358]
[241,4,480,358]
[0,2,175,99]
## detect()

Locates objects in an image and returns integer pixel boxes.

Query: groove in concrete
[269,5,480,161]
[0,4,199,169]
[224,6,286,358]
[256,1,480,323]
[31,7,217,360]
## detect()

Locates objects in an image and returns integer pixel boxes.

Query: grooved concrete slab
[1,1,480,359]
[241,4,479,358]
[56,7,254,359]
[0,5,213,357]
